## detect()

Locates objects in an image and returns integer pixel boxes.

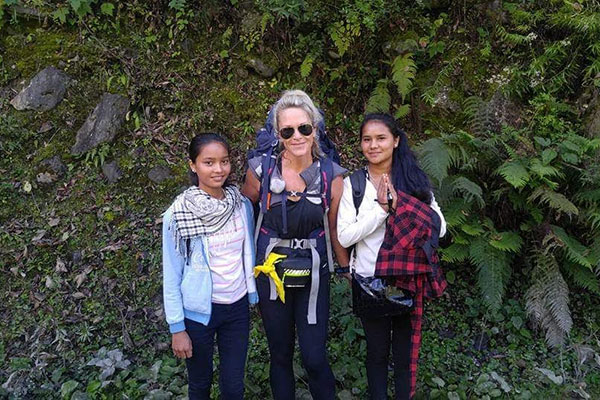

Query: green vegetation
[1,1,599,399]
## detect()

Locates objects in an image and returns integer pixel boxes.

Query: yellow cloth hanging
[254,252,287,303]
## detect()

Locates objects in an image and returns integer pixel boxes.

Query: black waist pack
[351,273,414,318]
[273,247,312,288]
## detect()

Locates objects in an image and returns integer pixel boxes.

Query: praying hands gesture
[376,174,397,213]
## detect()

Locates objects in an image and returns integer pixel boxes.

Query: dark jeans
[360,313,412,400]
[257,269,335,400]
[184,295,249,400]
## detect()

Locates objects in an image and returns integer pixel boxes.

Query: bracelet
[335,266,350,274]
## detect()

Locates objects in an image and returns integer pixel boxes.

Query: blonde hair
[273,89,324,159]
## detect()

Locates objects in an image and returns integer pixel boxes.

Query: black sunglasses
[279,124,313,139]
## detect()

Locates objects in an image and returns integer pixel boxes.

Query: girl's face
[360,120,399,167]
[278,107,315,159]
[189,142,231,194]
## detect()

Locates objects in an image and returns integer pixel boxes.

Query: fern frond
[422,57,461,106]
[451,176,485,208]
[529,158,564,179]
[551,225,593,268]
[441,198,471,227]
[574,189,600,206]
[564,261,600,295]
[496,160,530,189]
[470,237,512,312]
[394,104,411,119]
[300,55,314,78]
[490,231,523,253]
[441,242,470,263]
[496,25,530,46]
[365,79,391,114]
[416,138,450,186]
[525,251,573,348]
[463,96,492,136]
[528,186,579,216]
[550,11,600,35]
[391,53,416,102]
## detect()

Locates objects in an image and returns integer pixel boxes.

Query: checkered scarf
[375,189,447,399]
[169,185,241,257]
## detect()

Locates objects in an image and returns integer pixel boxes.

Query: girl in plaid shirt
[337,114,446,399]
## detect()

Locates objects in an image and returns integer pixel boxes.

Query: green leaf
[462,221,485,236]
[300,55,314,78]
[365,79,390,113]
[100,2,114,16]
[529,158,563,179]
[489,231,523,253]
[52,7,70,24]
[391,53,416,101]
[551,225,593,268]
[496,160,530,188]
[470,237,511,312]
[394,104,411,119]
[416,138,450,185]
[529,187,579,216]
[451,176,484,208]
[61,380,79,399]
[541,149,557,164]
[441,243,470,263]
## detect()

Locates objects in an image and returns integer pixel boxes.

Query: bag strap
[349,168,367,216]
[319,158,335,273]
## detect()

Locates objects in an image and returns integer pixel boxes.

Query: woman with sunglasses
[242,90,349,399]
[337,113,447,400]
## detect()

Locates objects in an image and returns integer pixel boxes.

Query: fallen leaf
[55,258,67,273]
[23,181,32,193]
[32,230,47,243]
[48,217,60,227]
[72,292,86,299]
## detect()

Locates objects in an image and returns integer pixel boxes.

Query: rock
[72,250,83,265]
[71,93,130,155]
[246,58,275,78]
[582,88,600,137]
[485,90,521,133]
[433,87,460,113]
[102,160,123,183]
[39,121,54,133]
[36,172,56,184]
[235,67,249,79]
[148,166,172,184]
[40,155,67,176]
[10,66,70,111]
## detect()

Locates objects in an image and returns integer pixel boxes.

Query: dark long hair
[188,133,231,187]
[359,113,432,203]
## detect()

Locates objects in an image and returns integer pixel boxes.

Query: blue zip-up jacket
[162,196,258,334]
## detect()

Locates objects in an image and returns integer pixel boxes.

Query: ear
[394,137,400,148]
[188,160,196,173]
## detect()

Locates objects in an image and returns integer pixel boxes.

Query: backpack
[349,168,367,215]
[248,107,339,324]
[247,107,340,164]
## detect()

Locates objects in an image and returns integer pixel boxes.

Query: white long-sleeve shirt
[337,176,446,277]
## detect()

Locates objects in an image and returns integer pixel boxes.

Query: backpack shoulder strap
[318,157,335,272]
[349,168,367,215]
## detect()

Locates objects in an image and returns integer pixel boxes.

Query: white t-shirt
[207,207,248,304]
[337,176,446,277]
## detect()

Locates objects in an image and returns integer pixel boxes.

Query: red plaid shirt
[375,190,447,398]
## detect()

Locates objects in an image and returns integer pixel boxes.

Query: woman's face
[189,141,231,194]
[360,120,399,167]
[278,107,315,159]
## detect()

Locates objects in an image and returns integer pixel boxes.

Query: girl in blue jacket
[162,133,258,400]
